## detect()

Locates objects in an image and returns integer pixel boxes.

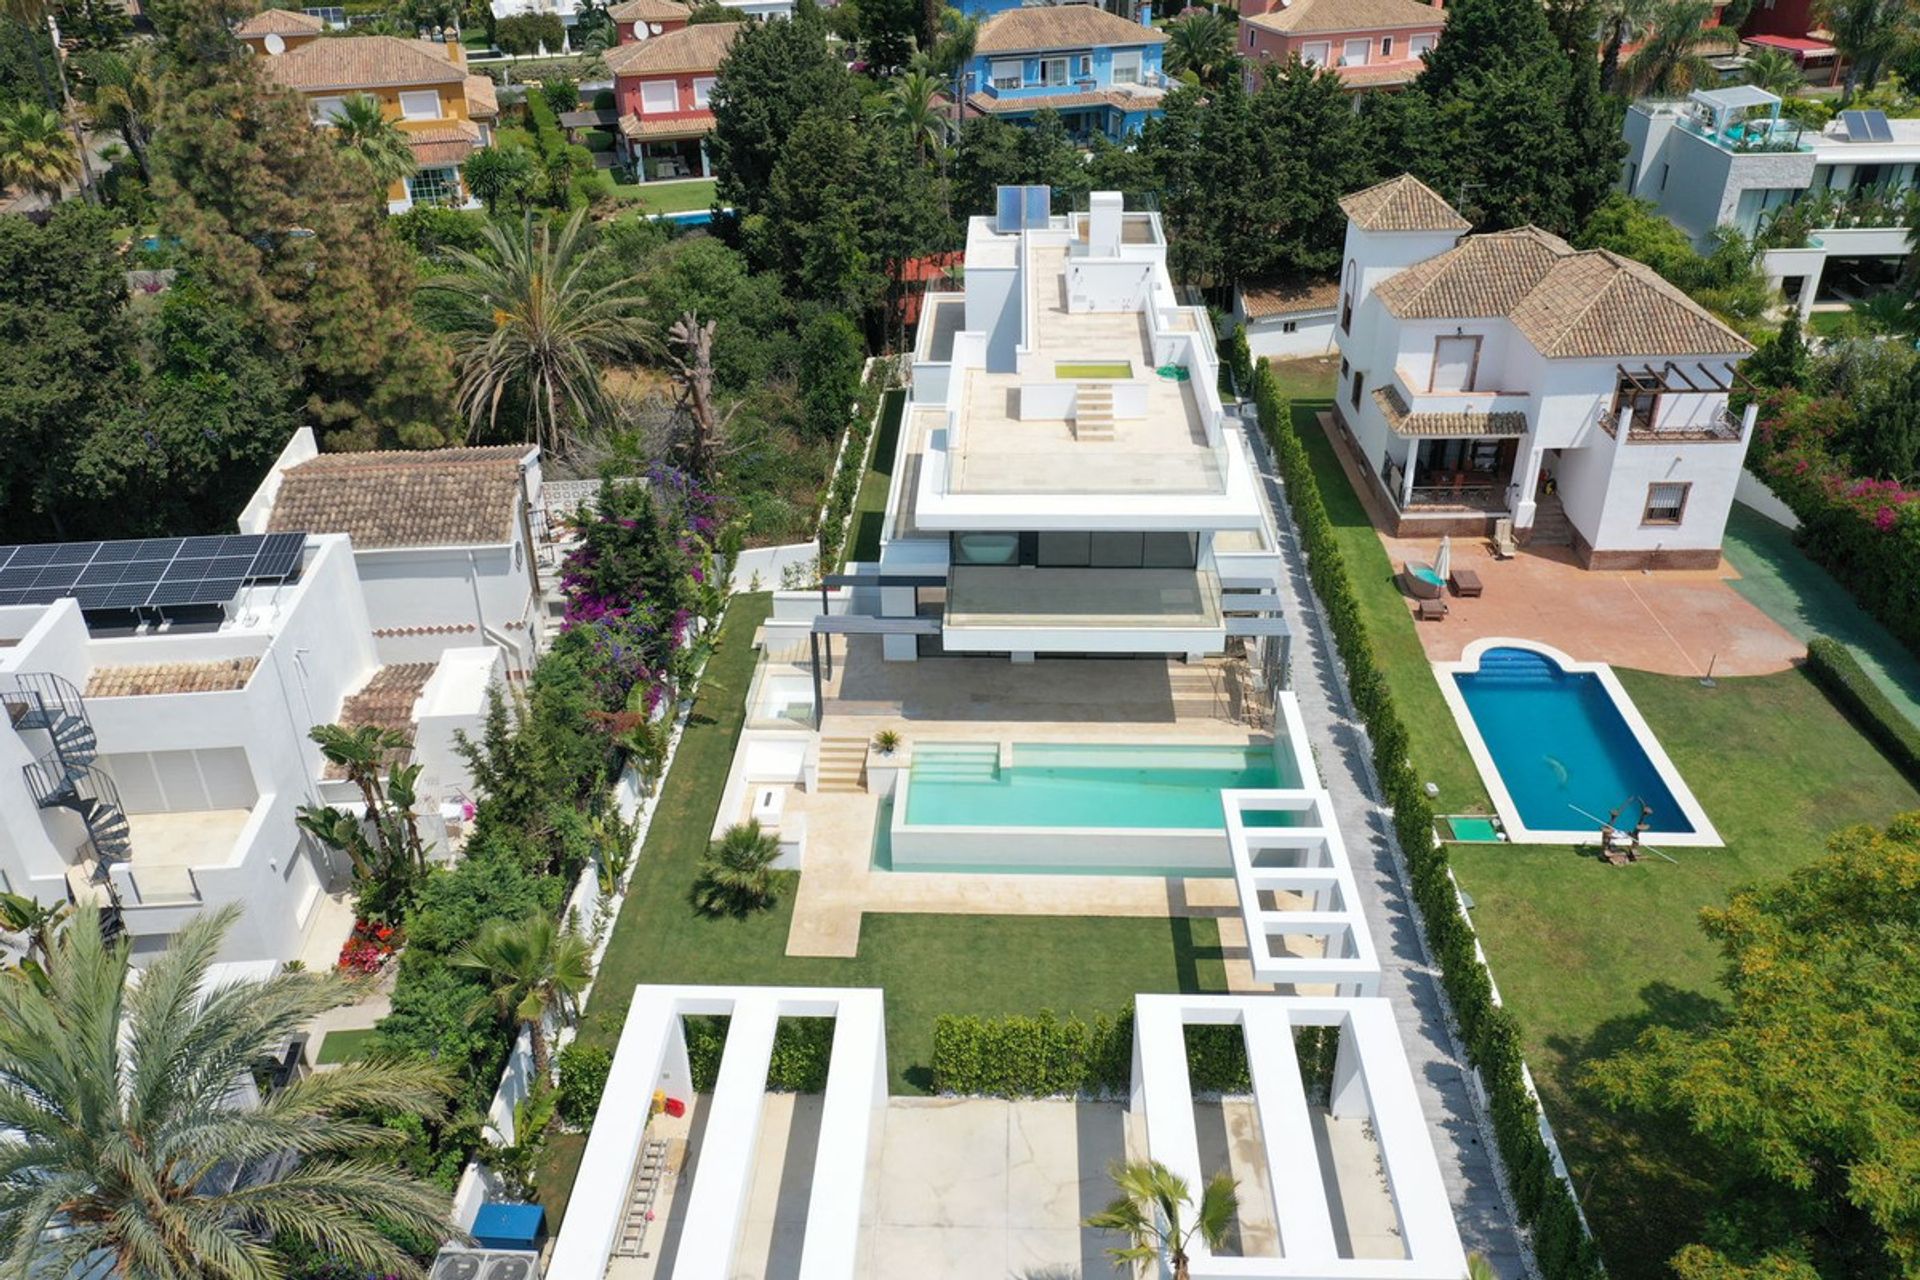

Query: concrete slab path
[1239,412,1531,1278]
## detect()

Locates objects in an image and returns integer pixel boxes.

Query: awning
[1745,33,1836,57]
[1373,385,1526,439]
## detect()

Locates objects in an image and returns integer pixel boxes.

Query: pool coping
[1432,637,1723,848]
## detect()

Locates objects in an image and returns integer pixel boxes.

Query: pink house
[605,22,740,182]
[1239,0,1445,91]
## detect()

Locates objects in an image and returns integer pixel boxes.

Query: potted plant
[873,729,902,757]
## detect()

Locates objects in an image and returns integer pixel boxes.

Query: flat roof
[1690,84,1779,111]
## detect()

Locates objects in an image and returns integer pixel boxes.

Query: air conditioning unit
[429,1248,542,1280]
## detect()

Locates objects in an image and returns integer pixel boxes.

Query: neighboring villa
[254,30,500,213]
[0,533,494,968]
[1235,276,1342,359]
[1333,174,1757,569]
[605,21,739,181]
[234,6,327,53]
[1739,0,1843,85]
[1238,0,1444,92]
[839,186,1286,664]
[240,431,554,676]
[606,0,690,42]
[1621,86,1918,317]
[965,6,1168,141]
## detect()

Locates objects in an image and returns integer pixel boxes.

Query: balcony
[942,565,1227,653]
[1604,403,1745,444]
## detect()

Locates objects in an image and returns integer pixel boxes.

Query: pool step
[910,743,1001,783]
[815,734,868,793]
[1074,384,1115,442]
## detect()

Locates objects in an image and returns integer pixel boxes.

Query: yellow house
[257,33,499,212]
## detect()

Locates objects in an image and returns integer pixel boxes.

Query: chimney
[1088,191,1123,257]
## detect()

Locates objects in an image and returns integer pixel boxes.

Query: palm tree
[421,207,654,458]
[1164,11,1237,88]
[1084,1159,1238,1280]
[691,820,782,916]
[1597,0,1660,90]
[0,905,454,1279]
[1467,1254,1500,1280]
[887,69,949,162]
[332,92,417,190]
[1619,0,1739,96]
[451,913,593,1081]
[1743,45,1809,97]
[0,891,68,986]
[81,48,161,182]
[1819,0,1914,100]
[0,100,77,199]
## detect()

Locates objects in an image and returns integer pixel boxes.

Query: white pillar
[1400,441,1418,509]
[1796,258,1823,322]
[1328,1016,1367,1119]
[700,141,712,178]
[1512,442,1545,530]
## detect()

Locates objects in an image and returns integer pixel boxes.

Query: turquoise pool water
[1452,647,1693,834]
[903,742,1293,829]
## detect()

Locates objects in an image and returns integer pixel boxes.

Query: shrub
[540,77,578,116]
[684,1016,833,1091]
[556,1039,614,1126]
[1804,636,1920,786]
[1252,361,1601,1280]
[496,12,564,53]
[815,359,891,569]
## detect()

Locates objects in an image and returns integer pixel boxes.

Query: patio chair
[1490,517,1517,560]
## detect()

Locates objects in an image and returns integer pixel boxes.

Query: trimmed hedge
[686,1015,834,1092]
[1804,636,1920,786]
[1253,363,1601,1280]
[556,1039,613,1127]
[816,360,892,571]
[928,1006,1341,1101]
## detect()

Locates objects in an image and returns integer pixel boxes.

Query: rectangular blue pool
[903,742,1297,830]
[1450,647,1695,836]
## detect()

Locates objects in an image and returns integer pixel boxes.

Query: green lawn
[607,178,719,216]
[1721,502,1920,729]
[1805,309,1854,338]
[844,388,905,565]
[537,590,1229,1223]
[1266,363,1920,1277]
[314,1027,378,1065]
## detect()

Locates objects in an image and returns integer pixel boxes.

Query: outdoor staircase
[1074,383,1116,442]
[908,743,999,783]
[2,674,134,879]
[1527,493,1574,548]
[814,734,869,793]
[613,1137,671,1257]
[1166,662,1232,723]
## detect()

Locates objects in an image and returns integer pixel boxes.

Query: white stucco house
[0,533,497,966]
[1332,174,1757,569]
[1235,277,1341,361]
[832,187,1286,664]
[240,430,551,675]
[1621,86,1920,319]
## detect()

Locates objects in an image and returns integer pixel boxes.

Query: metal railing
[1,672,88,736]
[1407,484,1505,511]
[1616,404,1744,444]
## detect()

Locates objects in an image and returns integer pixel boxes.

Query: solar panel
[1866,110,1894,142]
[1841,109,1894,142]
[0,531,308,616]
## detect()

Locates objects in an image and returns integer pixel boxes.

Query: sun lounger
[1450,569,1483,598]
[1490,518,1517,559]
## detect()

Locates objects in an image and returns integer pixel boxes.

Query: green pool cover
[1441,815,1502,842]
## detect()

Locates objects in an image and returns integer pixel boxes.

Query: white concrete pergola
[546,985,887,1280]
[1131,994,1468,1280]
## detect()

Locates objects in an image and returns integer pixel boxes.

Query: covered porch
[617,115,714,182]
[1369,383,1527,527]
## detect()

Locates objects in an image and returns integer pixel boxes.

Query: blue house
[965,5,1168,141]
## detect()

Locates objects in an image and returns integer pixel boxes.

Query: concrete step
[815,735,868,793]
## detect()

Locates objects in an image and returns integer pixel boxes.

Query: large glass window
[1089,532,1144,567]
[1142,532,1198,568]
[952,532,1021,565]
[407,167,459,207]
[1038,57,1069,86]
[951,531,1199,569]
[1112,50,1142,82]
[1036,531,1091,566]
[640,80,677,114]
[398,90,441,120]
[990,59,1021,89]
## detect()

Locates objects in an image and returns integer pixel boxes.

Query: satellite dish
[632,20,648,35]
[264,30,286,53]
[648,20,663,32]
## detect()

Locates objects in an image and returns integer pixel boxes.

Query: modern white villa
[0,532,495,966]
[1621,86,1920,318]
[240,431,553,674]
[1333,174,1758,569]
[832,187,1285,667]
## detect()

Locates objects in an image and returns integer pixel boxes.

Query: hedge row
[1253,363,1601,1280]
[687,1015,835,1093]
[928,1007,1341,1102]
[1804,636,1920,786]
[816,361,893,570]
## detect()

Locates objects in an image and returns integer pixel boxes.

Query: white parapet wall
[547,984,888,1280]
[1131,993,1468,1280]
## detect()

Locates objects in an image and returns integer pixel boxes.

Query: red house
[606,21,740,182]
[1238,0,1445,91]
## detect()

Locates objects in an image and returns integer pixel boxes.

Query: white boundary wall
[1132,993,1468,1280]
[547,984,888,1280]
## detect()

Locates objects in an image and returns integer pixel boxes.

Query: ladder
[613,1138,671,1257]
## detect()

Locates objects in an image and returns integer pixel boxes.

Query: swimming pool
[1438,641,1719,845]
[888,740,1304,873]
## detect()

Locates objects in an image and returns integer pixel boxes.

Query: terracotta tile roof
[405,120,481,166]
[1373,384,1526,438]
[967,86,1164,114]
[86,658,260,698]
[266,446,529,549]
[1372,226,1754,358]
[1338,174,1469,233]
[1240,276,1340,318]
[618,109,717,139]
[1246,0,1442,34]
[1336,60,1424,86]
[237,7,325,36]
[326,663,435,777]
[604,22,739,76]
[608,0,691,21]
[975,5,1167,52]
[262,34,465,93]
[464,74,498,118]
